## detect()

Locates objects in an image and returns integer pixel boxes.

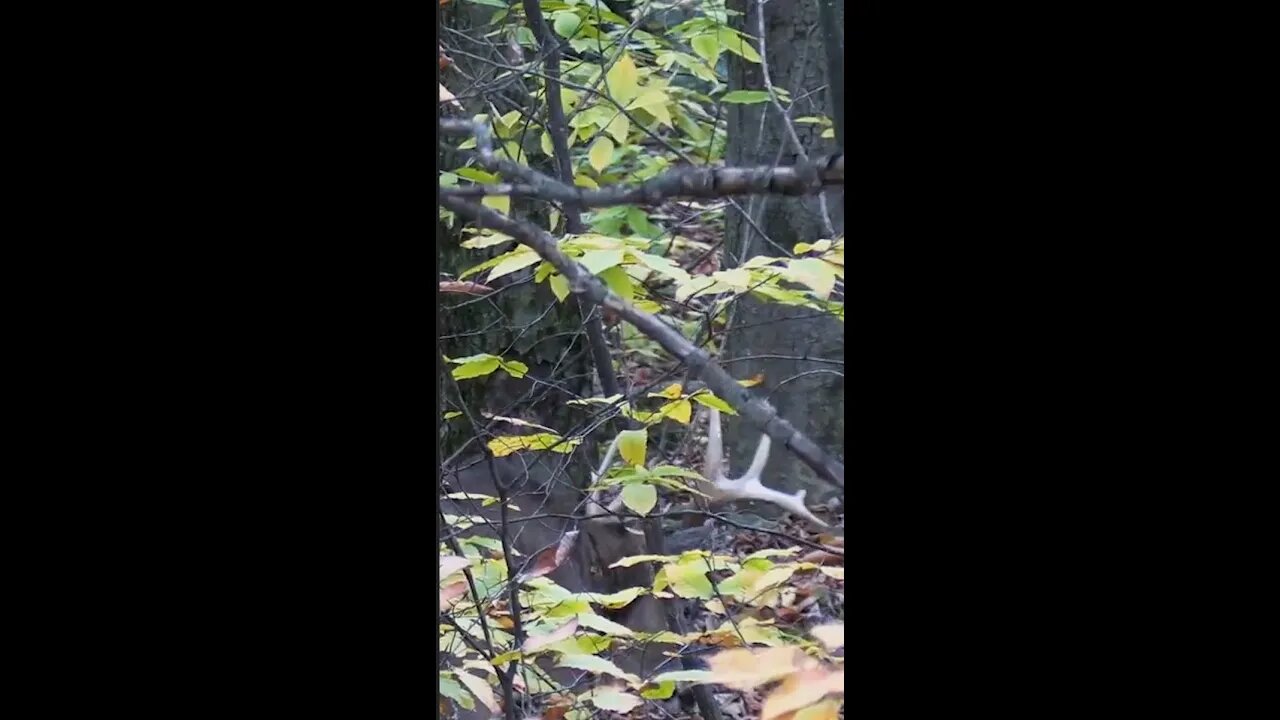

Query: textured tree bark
[723,0,845,504]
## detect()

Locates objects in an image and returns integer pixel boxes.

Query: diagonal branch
[438,195,845,491]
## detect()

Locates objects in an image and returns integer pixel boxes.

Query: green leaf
[641,680,676,700]
[720,90,771,104]
[598,265,633,302]
[451,355,502,380]
[578,248,624,275]
[454,167,500,184]
[540,130,555,157]
[498,360,529,378]
[576,612,636,637]
[552,11,581,39]
[718,28,761,62]
[487,247,541,280]
[585,586,645,608]
[549,273,571,302]
[620,483,657,515]
[588,136,614,173]
[821,127,835,138]
[604,53,640,105]
[665,559,714,599]
[630,252,691,283]
[443,411,462,420]
[690,391,737,415]
[481,194,510,215]
[616,428,647,467]
[439,673,475,710]
[691,33,720,66]
[712,268,752,289]
[460,231,514,249]
[557,654,641,686]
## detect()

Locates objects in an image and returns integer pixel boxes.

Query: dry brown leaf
[455,670,501,714]
[798,550,844,566]
[706,647,804,690]
[439,280,494,295]
[521,618,579,653]
[542,694,573,720]
[520,530,579,581]
[761,669,834,720]
[810,623,844,651]
[738,373,765,387]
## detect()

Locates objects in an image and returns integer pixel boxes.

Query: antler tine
[705,409,828,528]
[704,404,725,482]
[585,435,620,519]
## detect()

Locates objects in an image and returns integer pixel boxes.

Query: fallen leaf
[761,669,834,720]
[797,550,844,566]
[588,686,643,713]
[440,555,471,580]
[810,623,844,651]
[440,580,468,611]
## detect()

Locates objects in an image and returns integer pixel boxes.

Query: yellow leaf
[574,174,598,189]
[662,399,693,424]
[487,433,581,457]
[738,373,765,387]
[616,428,647,467]
[549,273,570,302]
[541,131,554,156]
[604,112,630,144]
[588,136,615,173]
[604,53,639,105]
[705,647,804,690]
[785,258,836,299]
[652,383,684,399]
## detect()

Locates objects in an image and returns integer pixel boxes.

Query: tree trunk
[722,0,845,505]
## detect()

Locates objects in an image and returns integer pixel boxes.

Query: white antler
[703,409,828,528]
[584,436,635,529]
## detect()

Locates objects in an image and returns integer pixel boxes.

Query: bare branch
[439,195,845,491]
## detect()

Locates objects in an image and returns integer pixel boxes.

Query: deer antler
[584,436,637,530]
[703,409,828,528]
